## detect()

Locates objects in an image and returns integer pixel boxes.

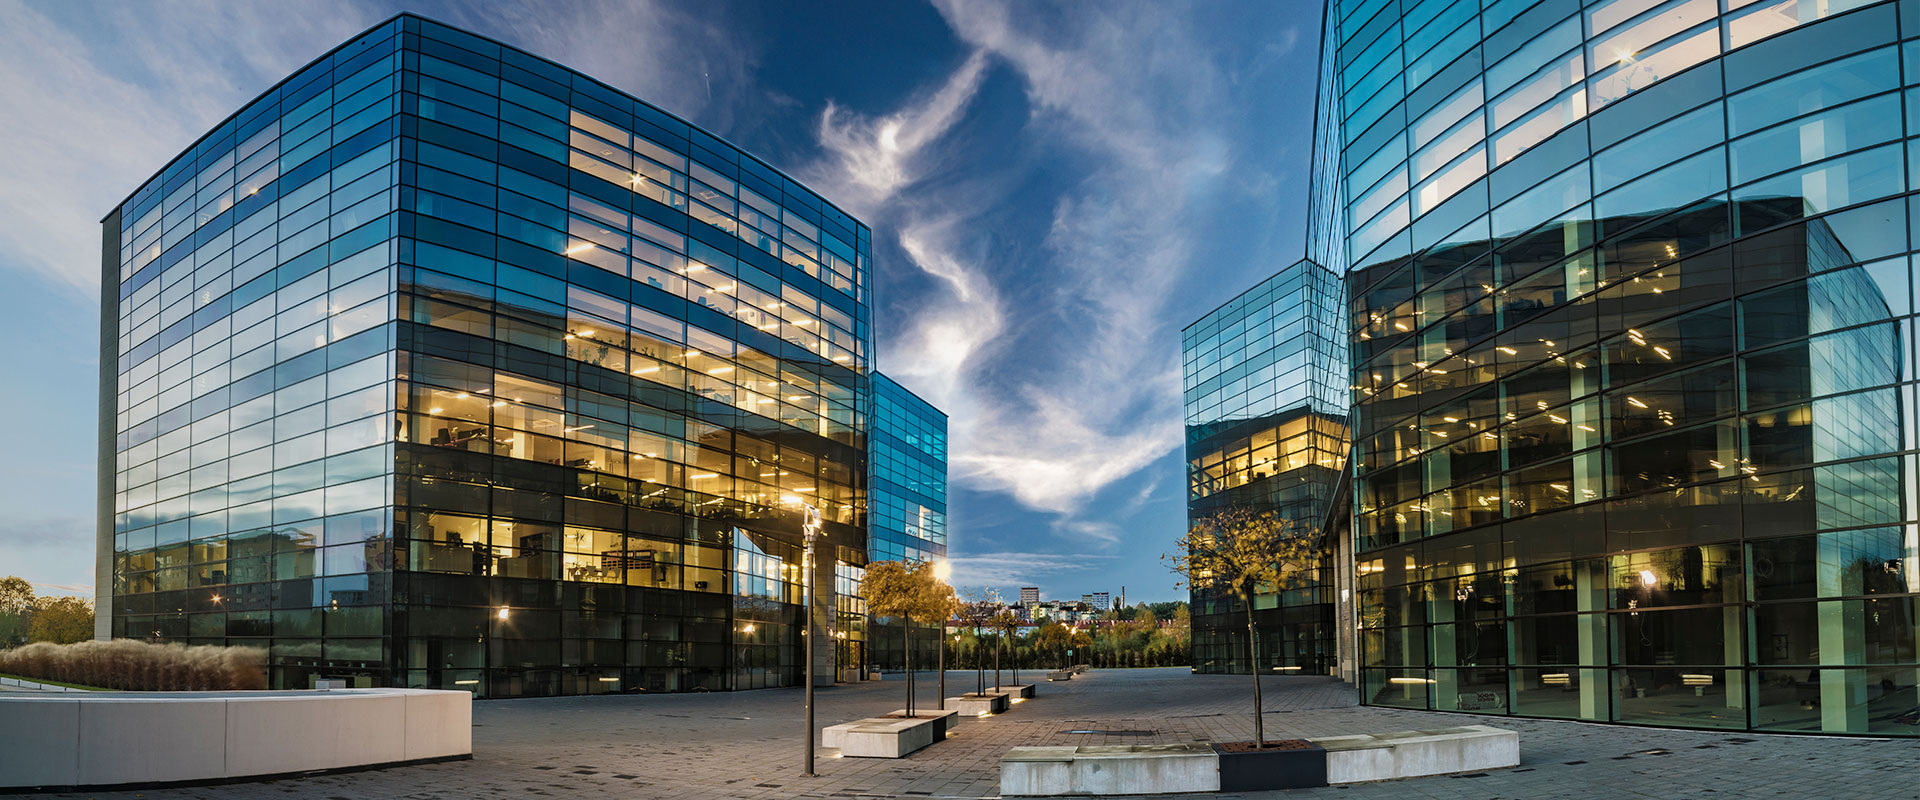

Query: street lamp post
[786,496,824,778]
[933,560,951,710]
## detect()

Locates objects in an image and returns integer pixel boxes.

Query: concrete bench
[1046,670,1073,681]
[885,708,957,739]
[994,683,1036,699]
[945,692,1009,716]
[822,712,950,758]
[1311,725,1518,783]
[1003,744,1218,797]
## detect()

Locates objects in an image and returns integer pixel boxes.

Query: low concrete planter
[0,688,470,791]
[1046,670,1073,681]
[994,684,1036,699]
[1213,741,1327,791]
[945,692,1010,716]
[1003,744,1219,796]
[1314,725,1518,783]
[885,708,958,739]
[822,713,949,758]
[999,725,1519,796]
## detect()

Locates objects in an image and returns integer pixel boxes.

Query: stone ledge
[1000,726,1519,796]
[945,692,1010,716]
[994,684,1036,699]
[1002,744,1218,797]
[0,688,470,790]
[1311,724,1518,784]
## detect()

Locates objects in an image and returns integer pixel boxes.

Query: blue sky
[0,0,1321,602]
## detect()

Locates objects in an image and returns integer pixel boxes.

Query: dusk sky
[0,0,1322,602]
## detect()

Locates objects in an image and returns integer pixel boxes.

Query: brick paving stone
[46,667,1920,799]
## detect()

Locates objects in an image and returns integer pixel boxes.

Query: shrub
[0,639,266,691]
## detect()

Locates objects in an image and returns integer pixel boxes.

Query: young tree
[28,596,94,645]
[0,576,35,648]
[1036,621,1071,669]
[862,561,955,717]
[1164,507,1319,749]
[990,607,1021,689]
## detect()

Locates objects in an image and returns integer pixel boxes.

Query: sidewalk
[45,667,1920,799]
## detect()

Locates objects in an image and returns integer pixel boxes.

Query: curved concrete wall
[0,688,470,791]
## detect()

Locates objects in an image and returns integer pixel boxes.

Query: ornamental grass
[0,639,266,691]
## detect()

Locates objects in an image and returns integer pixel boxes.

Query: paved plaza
[51,667,1920,799]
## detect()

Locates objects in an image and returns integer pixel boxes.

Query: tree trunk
[1247,595,1263,748]
[994,634,1002,692]
[905,620,914,717]
[977,631,986,695]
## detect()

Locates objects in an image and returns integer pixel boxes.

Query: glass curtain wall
[865,372,949,672]
[102,14,875,697]
[1183,260,1351,674]
[1332,0,1920,734]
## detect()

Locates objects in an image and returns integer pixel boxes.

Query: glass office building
[1329,0,1920,733]
[1182,260,1350,674]
[864,372,948,670]
[869,373,948,565]
[98,14,878,696]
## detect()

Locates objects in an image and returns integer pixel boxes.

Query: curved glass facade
[99,15,879,696]
[1334,0,1920,733]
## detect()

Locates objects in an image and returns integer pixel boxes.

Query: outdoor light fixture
[496,607,510,620]
[779,492,825,777]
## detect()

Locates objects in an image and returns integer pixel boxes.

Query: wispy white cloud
[814,51,991,212]
[0,0,382,298]
[806,1,1280,521]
